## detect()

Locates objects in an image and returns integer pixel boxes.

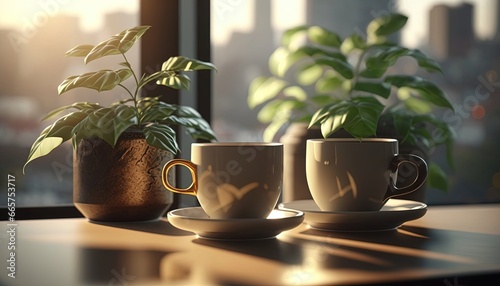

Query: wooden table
[1,204,500,285]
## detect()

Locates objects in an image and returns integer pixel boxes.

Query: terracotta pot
[280,123,322,202]
[73,129,174,221]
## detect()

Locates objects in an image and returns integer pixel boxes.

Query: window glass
[0,0,139,206]
[211,0,500,204]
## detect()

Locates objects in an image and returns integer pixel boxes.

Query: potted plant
[23,25,217,221]
[248,14,454,202]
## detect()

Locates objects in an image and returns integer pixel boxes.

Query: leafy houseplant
[23,25,217,221]
[248,13,455,195]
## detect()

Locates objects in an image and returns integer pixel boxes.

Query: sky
[0,0,496,48]
[0,0,139,32]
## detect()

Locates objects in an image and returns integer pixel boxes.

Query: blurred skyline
[211,0,498,47]
[3,0,494,48]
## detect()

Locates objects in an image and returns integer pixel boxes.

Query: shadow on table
[78,246,171,285]
[194,237,303,264]
[90,219,193,236]
[195,225,500,274]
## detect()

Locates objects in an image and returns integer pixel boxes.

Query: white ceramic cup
[162,142,283,219]
[306,138,428,212]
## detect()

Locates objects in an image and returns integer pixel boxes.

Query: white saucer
[167,208,304,240]
[279,199,427,232]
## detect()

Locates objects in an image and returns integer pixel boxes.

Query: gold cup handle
[162,159,198,196]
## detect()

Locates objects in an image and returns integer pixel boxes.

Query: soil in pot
[73,130,174,222]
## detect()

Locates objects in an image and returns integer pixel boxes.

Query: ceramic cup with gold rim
[162,142,283,219]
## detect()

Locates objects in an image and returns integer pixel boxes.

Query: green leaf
[428,162,448,192]
[418,114,455,169]
[24,138,63,172]
[369,13,408,36]
[156,73,191,90]
[353,81,391,99]
[382,46,409,62]
[365,45,442,77]
[164,107,217,142]
[283,86,307,101]
[143,123,179,154]
[140,101,176,123]
[295,46,347,61]
[46,112,89,140]
[310,94,334,106]
[111,98,135,107]
[404,97,433,114]
[42,102,100,120]
[294,114,313,123]
[407,49,443,73]
[248,76,288,109]
[185,126,217,141]
[24,112,89,172]
[84,25,150,64]
[84,35,122,63]
[176,105,202,118]
[257,99,305,123]
[340,34,366,54]
[164,116,202,129]
[165,116,216,141]
[297,63,323,85]
[256,100,284,123]
[58,70,124,95]
[72,106,137,148]
[65,44,94,57]
[116,68,133,82]
[309,102,336,128]
[320,113,347,138]
[161,56,217,72]
[315,57,354,79]
[392,112,413,142]
[316,75,343,92]
[385,75,453,110]
[118,61,132,69]
[365,56,387,70]
[137,96,161,104]
[269,47,308,77]
[365,46,409,71]
[281,25,309,47]
[340,97,385,138]
[312,97,384,138]
[308,26,342,48]
[269,47,288,76]
[143,56,211,90]
[359,67,388,78]
[263,117,289,142]
[268,45,347,78]
[117,25,151,53]
[139,70,168,89]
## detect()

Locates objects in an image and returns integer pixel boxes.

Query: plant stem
[118,84,134,99]
[121,53,142,125]
[122,53,140,88]
[349,48,369,98]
